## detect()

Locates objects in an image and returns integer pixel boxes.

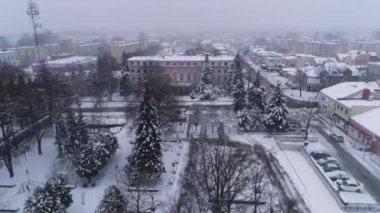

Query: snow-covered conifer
[97,185,127,213]
[264,82,288,133]
[128,83,164,176]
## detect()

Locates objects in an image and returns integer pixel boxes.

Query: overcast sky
[1,0,380,36]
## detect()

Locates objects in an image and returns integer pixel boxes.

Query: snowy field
[0,117,190,212]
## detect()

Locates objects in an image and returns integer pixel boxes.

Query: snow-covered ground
[0,115,189,212]
[229,133,346,213]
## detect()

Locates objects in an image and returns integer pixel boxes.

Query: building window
[194,74,197,81]
[187,62,190,66]
[131,69,134,73]
[180,63,183,66]
[218,62,221,66]
[218,70,221,73]
[187,74,191,82]
[224,62,228,66]
[180,73,184,81]
[166,62,170,65]
[211,62,215,65]
[345,109,348,115]
[143,62,146,65]
[193,62,197,66]
[137,69,141,73]
[174,74,177,81]
[137,62,140,65]
[173,63,177,66]
[138,77,141,81]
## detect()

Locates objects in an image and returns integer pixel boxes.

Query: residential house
[348,108,380,156]
[319,81,380,128]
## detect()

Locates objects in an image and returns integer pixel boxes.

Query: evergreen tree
[75,143,103,183]
[55,114,68,158]
[45,174,73,208]
[190,54,221,100]
[76,109,88,146]
[264,82,289,133]
[75,132,119,183]
[227,68,237,94]
[24,174,73,213]
[232,54,246,113]
[24,187,63,213]
[120,51,131,96]
[128,83,164,177]
[247,72,267,112]
[97,185,127,213]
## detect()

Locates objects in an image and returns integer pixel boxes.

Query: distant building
[73,42,102,56]
[32,56,97,75]
[127,55,234,88]
[0,50,18,65]
[109,41,142,61]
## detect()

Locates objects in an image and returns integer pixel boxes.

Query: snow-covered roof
[282,67,297,76]
[45,56,97,68]
[323,62,359,76]
[300,65,321,78]
[351,107,380,137]
[321,82,380,100]
[338,99,380,108]
[314,57,336,65]
[0,50,17,54]
[128,55,234,62]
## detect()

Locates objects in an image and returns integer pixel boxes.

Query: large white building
[0,50,18,65]
[127,55,234,87]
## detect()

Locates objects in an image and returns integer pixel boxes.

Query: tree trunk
[37,137,42,155]
[3,146,14,178]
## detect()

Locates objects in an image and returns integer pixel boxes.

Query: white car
[336,179,363,193]
[326,170,350,181]
[317,157,338,166]
[323,163,341,172]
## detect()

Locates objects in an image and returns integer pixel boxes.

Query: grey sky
[1,0,380,36]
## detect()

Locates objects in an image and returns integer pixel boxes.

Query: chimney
[362,88,370,100]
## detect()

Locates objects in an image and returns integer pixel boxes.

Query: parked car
[330,133,344,143]
[317,157,338,166]
[323,163,341,172]
[285,82,298,90]
[353,144,371,151]
[326,170,350,181]
[310,151,331,160]
[336,179,363,193]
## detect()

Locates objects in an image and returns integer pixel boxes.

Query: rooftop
[338,99,380,108]
[351,107,380,137]
[321,82,380,100]
[45,56,97,68]
[128,55,234,62]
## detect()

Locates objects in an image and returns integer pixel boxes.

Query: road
[315,126,380,203]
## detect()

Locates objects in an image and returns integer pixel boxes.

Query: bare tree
[189,141,253,213]
[117,170,158,212]
[0,111,15,178]
[35,126,49,155]
[251,163,266,213]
